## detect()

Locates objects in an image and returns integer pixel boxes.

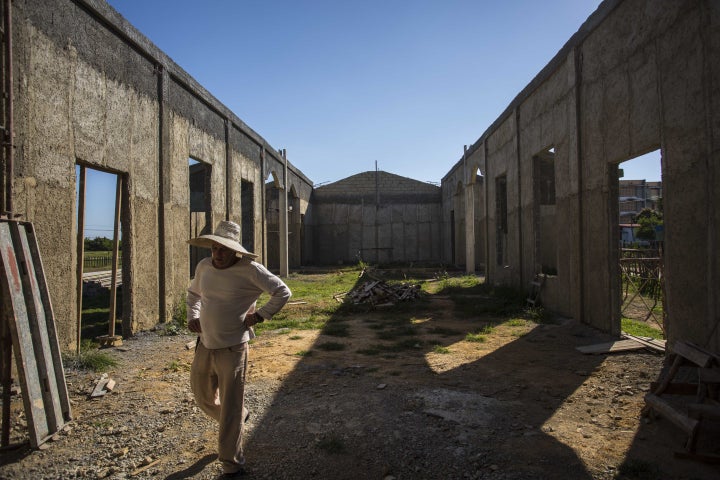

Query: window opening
[533,148,557,275]
[189,158,211,277]
[241,179,255,254]
[495,176,507,266]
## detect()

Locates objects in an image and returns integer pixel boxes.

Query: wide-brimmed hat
[187,220,258,258]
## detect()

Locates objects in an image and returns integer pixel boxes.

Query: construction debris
[90,373,117,398]
[338,280,423,306]
[576,332,666,355]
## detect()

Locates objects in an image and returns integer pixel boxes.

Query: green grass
[62,340,118,372]
[80,290,122,340]
[621,318,664,339]
[505,319,527,327]
[429,274,484,294]
[166,360,190,372]
[465,333,487,343]
[432,345,451,354]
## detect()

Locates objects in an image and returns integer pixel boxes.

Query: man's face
[211,242,238,269]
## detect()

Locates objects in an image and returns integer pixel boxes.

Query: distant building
[618,180,662,224]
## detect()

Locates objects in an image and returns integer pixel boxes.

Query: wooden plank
[0,221,72,448]
[24,223,71,423]
[673,341,713,368]
[621,333,666,353]
[577,339,646,354]
[644,393,699,436]
[0,222,49,447]
[13,224,64,431]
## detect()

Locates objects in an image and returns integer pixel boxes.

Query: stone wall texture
[310,172,442,264]
[7,0,313,348]
[3,0,719,352]
[441,0,720,349]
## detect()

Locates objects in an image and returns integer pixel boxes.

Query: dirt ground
[1,294,719,480]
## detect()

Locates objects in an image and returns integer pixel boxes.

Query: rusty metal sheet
[0,220,71,448]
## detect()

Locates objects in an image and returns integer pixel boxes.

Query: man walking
[187,221,291,477]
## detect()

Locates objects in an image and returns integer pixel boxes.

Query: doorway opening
[75,164,126,346]
[614,149,664,338]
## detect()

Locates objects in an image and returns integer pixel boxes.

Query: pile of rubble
[335,279,423,306]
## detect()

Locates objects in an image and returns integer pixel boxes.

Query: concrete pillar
[279,150,289,277]
[465,183,475,274]
[463,146,475,274]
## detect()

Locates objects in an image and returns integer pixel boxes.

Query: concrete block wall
[7,0,314,348]
[310,171,442,265]
[441,0,720,348]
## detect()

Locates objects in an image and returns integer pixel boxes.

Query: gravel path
[1,319,719,480]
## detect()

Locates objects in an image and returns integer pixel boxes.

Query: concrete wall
[310,171,442,265]
[6,0,313,349]
[441,0,720,349]
[440,148,485,272]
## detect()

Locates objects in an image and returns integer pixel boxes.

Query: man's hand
[244,312,264,327]
[188,318,202,333]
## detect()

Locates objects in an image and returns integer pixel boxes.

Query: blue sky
[82,0,660,237]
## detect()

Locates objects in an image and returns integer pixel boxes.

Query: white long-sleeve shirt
[186,257,292,349]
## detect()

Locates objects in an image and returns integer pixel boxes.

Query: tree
[635,208,663,241]
[85,236,114,251]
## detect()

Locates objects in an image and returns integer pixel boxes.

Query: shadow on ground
[239,271,627,479]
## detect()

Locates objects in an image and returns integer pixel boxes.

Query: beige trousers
[191,341,248,474]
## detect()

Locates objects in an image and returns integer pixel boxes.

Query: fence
[620,248,664,329]
[84,255,121,270]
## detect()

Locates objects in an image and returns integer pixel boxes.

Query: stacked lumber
[82,270,122,296]
[336,280,423,306]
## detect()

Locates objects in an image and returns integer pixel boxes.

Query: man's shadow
[164,453,215,480]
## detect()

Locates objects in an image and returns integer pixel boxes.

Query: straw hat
[187,220,258,259]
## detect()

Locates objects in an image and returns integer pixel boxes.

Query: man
[187,221,291,478]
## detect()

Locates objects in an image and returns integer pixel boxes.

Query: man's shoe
[220,467,247,478]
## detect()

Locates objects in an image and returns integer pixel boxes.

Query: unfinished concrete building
[442,0,719,350]
[309,171,442,265]
[2,0,313,349]
[1,0,718,354]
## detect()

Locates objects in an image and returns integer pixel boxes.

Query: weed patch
[465,333,487,343]
[621,318,664,339]
[63,340,118,372]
